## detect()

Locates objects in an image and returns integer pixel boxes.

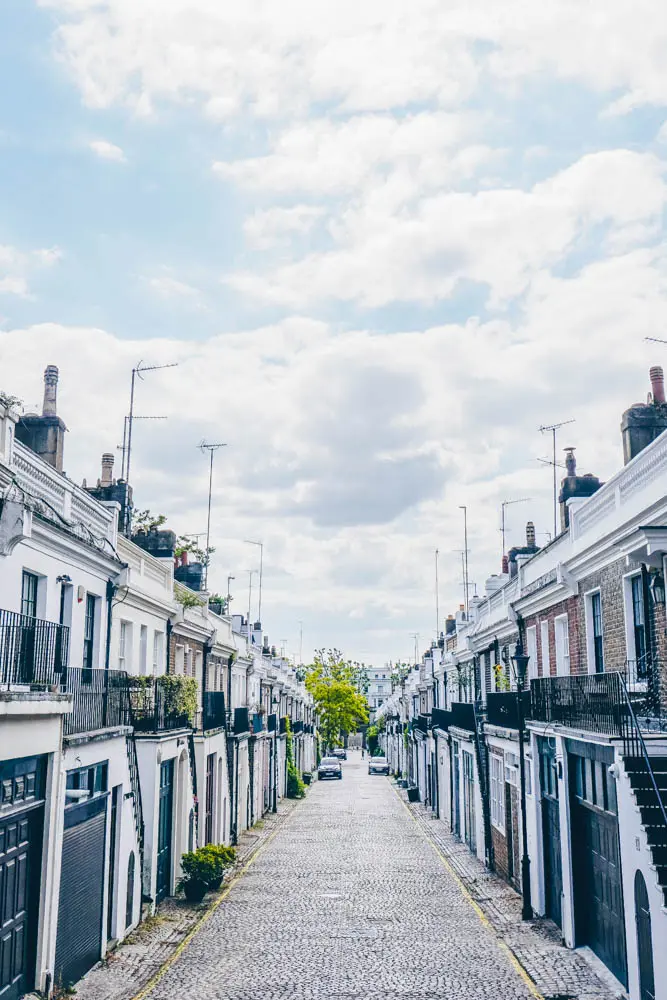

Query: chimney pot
[502,555,509,574]
[564,447,576,477]
[100,452,114,487]
[526,521,536,547]
[42,365,59,416]
[650,365,665,405]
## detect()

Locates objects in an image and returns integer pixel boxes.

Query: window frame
[554,614,570,677]
[83,593,97,673]
[489,753,505,833]
[584,589,604,674]
[540,620,550,677]
[526,625,538,681]
[21,571,39,619]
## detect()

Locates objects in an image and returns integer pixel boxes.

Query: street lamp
[511,639,533,921]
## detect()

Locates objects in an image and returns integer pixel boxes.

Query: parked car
[368,756,389,775]
[318,757,343,780]
[329,747,347,760]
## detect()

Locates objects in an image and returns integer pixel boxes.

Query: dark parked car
[329,747,347,761]
[318,757,343,780]
[368,756,389,775]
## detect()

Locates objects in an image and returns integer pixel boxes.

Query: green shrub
[284,718,306,798]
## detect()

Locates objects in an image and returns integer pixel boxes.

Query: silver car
[318,757,343,780]
[368,756,389,775]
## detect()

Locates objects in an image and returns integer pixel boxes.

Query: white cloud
[243,206,324,249]
[0,243,62,298]
[88,139,126,162]
[145,274,202,300]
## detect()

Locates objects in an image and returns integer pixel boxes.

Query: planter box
[407,786,420,802]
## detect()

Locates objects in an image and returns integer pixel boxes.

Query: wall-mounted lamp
[649,572,665,606]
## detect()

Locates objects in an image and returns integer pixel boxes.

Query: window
[21,571,38,619]
[490,754,505,831]
[554,615,569,676]
[140,624,148,674]
[83,594,97,672]
[631,575,647,674]
[526,626,538,681]
[118,621,129,671]
[152,631,163,675]
[540,621,550,676]
[591,592,604,673]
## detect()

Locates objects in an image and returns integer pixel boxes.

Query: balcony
[0,608,69,689]
[64,668,133,737]
[292,720,304,734]
[202,691,226,731]
[486,692,530,729]
[130,675,193,733]
[431,708,453,731]
[451,702,476,732]
[252,712,265,734]
[530,673,623,736]
[414,714,430,735]
[234,707,250,735]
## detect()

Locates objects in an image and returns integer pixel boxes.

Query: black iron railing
[63,668,133,736]
[486,691,530,729]
[431,707,453,731]
[130,676,192,733]
[252,712,265,734]
[451,701,476,731]
[292,719,304,734]
[414,714,430,734]
[530,672,623,735]
[202,691,226,731]
[0,608,69,688]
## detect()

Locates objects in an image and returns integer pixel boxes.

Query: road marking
[130,823,284,1000]
[392,784,544,1000]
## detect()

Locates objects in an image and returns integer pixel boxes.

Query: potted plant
[199,844,236,891]
[177,849,217,903]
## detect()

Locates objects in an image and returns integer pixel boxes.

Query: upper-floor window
[554,615,569,676]
[489,754,505,832]
[118,621,129,671]
[526,626,538,681]
[540,621,550,676]
[21,571,38,619]
[83,594,97,671]
[631,575,647,669]
[140,624,148,674]
[152,631,163,675]
[591,592,604,673]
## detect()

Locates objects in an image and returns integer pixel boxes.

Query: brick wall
[524,594,582,677]
[575,558,628,673]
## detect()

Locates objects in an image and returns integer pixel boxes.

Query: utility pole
[247,570,257,638]
[539,419,575,539]
[500,498,532,558]
[123,360,178,536]
[227,575,235,611]
[434,549,440,642]
[200,441,227,592]
[459,506,470,617]
[298,620,304,666]
[244,540,264,623]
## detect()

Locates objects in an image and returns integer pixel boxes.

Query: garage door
[54,795,108,990]
[570,750,627,988]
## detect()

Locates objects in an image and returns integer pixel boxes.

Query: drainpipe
[166,619,173,674]
[232,740,239,846]
[105,579,115,671]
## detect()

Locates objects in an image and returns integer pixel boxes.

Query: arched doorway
[634,870,655,1000]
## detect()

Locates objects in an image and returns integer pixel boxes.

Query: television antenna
[539,419,575,538]
[199,441,227,591]
[500,498,532,558]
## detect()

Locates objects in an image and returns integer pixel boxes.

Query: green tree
[306,649,369,749]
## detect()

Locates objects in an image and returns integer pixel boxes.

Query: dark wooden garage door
[0,756,45,1000]
[539,739,562,928]
[55,793,108,990]
[571,751,627,988]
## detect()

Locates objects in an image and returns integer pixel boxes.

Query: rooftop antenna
[539,419,575,539]
[645,337,667,344]
[118,415,167,480]
[410,632,420,665]
[199,441,227,591]
[458,506,470,616]
[434,549,440,643]
[124,360,178,535]
[500,498,532,559]
[244,540,264,624]
[298,620,304,667]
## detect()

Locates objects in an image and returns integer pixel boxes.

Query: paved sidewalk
[70,801,300,1000]
[401,791,626,1000]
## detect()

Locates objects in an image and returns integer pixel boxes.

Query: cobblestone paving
[405,799,625,1000]
[143,756,539,1000]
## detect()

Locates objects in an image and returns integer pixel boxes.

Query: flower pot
[183,878,208,903]
[207,876,224,892]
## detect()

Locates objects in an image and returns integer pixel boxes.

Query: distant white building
[367,666,392,717]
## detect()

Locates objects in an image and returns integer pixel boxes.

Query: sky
[2,1,667,666]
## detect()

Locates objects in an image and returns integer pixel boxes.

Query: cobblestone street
[141,755,539,1000]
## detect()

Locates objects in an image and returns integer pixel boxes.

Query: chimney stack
[502,555,509,574]
[564,447,576,477]
[100,453,115,487]
[650,366,666,405]
[621,367,667,464]
[526,521,536,547]
[42,365,59,416]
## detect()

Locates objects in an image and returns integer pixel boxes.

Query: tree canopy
[305,649,369,749]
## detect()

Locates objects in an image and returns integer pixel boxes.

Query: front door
[205,753,215,845]
[0,756,45,1000]
[539,739,563,928]
[463,750,476,853]
[452,741,461,838]
[156,760,174,903]
[635,870,655,1000]
[571,753,627,987]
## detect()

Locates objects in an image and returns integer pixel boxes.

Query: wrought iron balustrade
[486,691,530,729]
[202,690,226,731]
[451,701,476,732]
[0,608,69,688]
[530,672,623,736]
[63,667,133,736]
